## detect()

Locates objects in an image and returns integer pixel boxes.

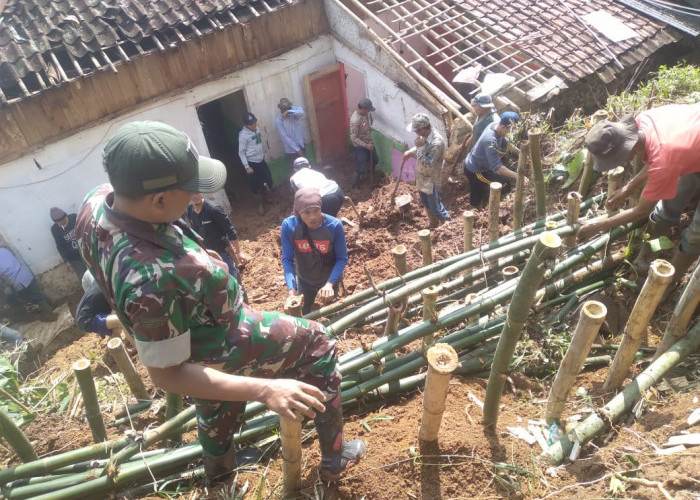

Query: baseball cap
[278,97,292,112]
[103,121,227,197]
[244,112,257,125]
[473,93,495,109]
[358,98,375,111]
[500,111,520,126]
[293,157,311,170]
[585,115,639,172]
[406,113,431,132]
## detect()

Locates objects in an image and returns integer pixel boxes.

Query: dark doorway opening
[196,90,249,203]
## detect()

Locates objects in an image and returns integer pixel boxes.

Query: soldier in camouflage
[75,121,364,484]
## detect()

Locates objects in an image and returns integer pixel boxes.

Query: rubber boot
[351,172,360,189]
[429,214,440,229]
[633,216,673,274]
[256,192,265,215]
[37,302,57,322]
[661,248,698,303]
[203,443,266,486]
[314,392,365,482]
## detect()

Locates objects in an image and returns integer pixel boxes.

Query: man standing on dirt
[463,111,521,209]
[349,98,378,189]
[467,93,499,151]
[186,193,248,290]
[274,97,306,170]
[404,113,450,228]
[238,112,273,215]
[281,187,348,314]
[49,207,87,280]
[75,121,364,485]
[578,103,700,289]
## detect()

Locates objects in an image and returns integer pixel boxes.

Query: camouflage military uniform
[75,184,340,455]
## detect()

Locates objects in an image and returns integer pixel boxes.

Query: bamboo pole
[545,301,607,422]
[165,392,183,445]
[501,266,519,281]
[488,182,502,242]
[483,232,562,427]
[565,192,581,249]
[603,259,675,392]
[528,128,546,219]
[284,296,303,317]
[421,285,440,349]
[654,262,700,359]
[606,166,625,215]
[280,416,302,495]
[629,151,644,207]
[462,211,475,254]
[418,344,459,442]
[418,229,432,266]
[384,299,406,336]
[513,140,529,230]
[72,359,106,443]
[0,408,38,464]
[392,244,408,276]
[548,320,700,465]
[106,338,150,402]
[578,110,609,197]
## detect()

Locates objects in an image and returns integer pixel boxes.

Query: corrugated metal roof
[615,0,700,36]
[0,0,294,104]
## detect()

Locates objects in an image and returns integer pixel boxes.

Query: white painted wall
[0,37,336,283]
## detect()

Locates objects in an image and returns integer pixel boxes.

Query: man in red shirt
[578,103,700,285]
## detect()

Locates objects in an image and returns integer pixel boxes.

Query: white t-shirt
[289,168,339,196]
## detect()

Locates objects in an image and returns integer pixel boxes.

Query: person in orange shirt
[578,103,700,289]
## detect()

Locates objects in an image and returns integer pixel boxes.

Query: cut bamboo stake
[545,301,607,422]
[603,259,675,392]
[502,266,519,281]
[419,344,459,442]
[0,407,38,463]
[421,285,439,349]
[418,229,432,266]
[107,337,150,402]
[654,262,700,359]
[284,295,303,317]
[565,192,582,249]
[392,244,408,276]
[280,416,302,495]
[462,211,475,254]
[548,319,700,465]
[165,392,184,445]
[483,232,562,427]
[488,182,502,242]
[528,128,546,219]
[384,299,406,336]
[73,359,106,443]
[606,166,625,215]
[578,110,609,197]
[513,140,529,230]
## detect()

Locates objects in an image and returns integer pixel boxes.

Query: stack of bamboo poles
[3,193,697,498]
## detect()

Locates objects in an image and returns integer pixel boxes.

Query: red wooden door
[304,63,349,164]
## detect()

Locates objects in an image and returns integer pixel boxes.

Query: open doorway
[196,90,248,202]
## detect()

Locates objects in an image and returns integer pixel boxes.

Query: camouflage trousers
[192,305,340,456]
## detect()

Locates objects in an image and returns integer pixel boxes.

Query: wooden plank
[303,72,322,165]
[0,107,29,158]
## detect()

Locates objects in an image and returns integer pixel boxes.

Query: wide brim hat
[585,115,639,172]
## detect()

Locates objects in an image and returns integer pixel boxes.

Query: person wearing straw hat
[75,121,364,485]
[578,104,700,286]
[404,113,451,227]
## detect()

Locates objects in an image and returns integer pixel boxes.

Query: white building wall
[0,37,336,287]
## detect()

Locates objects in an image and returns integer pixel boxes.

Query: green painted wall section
[268,144,317,186]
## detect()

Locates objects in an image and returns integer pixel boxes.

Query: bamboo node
[650,259,674,278]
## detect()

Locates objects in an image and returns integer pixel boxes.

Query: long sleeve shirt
[464,124,508,174]
[281,215,348,290]
[289,168,339,197]
[349,110,373,149]
[186,200,238,255]
[0,248,33,292]
[414,129,445,194]
[274,107,306,154]
[238,126,265,167]
[51,213,82,263]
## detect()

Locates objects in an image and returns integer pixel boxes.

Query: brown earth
[1,154,699,500]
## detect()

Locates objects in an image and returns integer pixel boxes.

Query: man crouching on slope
[75,121,364,484]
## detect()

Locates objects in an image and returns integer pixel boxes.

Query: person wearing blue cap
[463,111,523,208]
[238,112,273,215]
